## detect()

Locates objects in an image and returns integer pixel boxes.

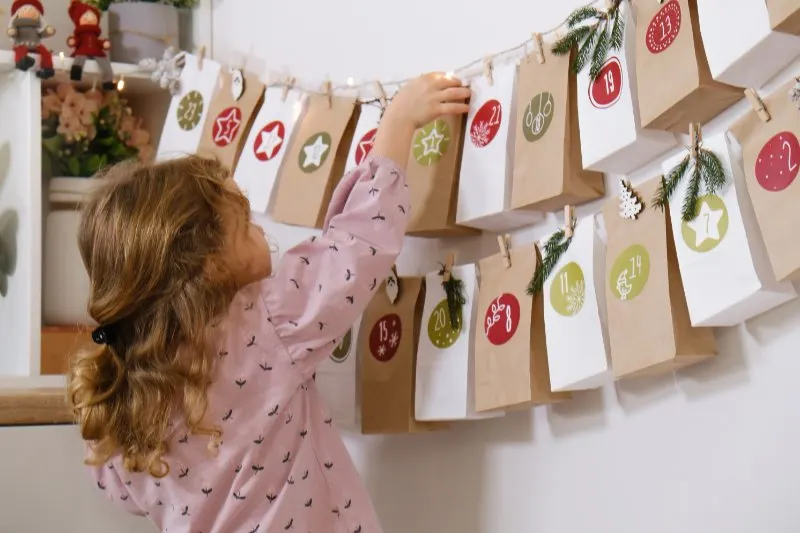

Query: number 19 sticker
[609,244,651,301]
[589,57,623,109]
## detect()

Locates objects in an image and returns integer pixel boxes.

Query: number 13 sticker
[646,0,681,54]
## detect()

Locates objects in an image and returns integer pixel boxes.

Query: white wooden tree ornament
[619,179,643,220]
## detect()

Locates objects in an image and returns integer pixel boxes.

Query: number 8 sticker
[522,92,554,143]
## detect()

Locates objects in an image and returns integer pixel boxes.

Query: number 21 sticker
[589,57,623,109]
[469,99,502,148]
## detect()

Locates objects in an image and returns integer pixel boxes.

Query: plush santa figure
[67,0,115,90]
[6,0,55,79]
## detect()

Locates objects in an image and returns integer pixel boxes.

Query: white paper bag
[455,63,542,231]
[344,104,381,173]
[232,87,305,214]
[415,264,504,421]
[663,132,796,326]
[577,2,675,174]
[156,55,222,161]
[315,316,362,432]
[697,0,800,88]
[543,217,612,391]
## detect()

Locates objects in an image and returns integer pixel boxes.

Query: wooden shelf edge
[0,387,73,426]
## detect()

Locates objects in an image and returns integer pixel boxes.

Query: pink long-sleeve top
[87,156,410,533]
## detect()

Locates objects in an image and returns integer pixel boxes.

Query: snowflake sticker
[176,90,204,131]
[609,244,651,301]
[412,120,451,166]
[330,328,352,363]
[469,99,502,148]
[646,0,682,54]
[484,293,521,345]
[355,128,377,165]
[369,314,402,362]
[550,262,586,317]
[427,299,462,349]
[754,131,800,192]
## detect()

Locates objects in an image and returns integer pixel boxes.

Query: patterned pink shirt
[88,156,410,533]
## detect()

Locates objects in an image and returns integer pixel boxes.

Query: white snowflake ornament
[619,179,643,220]
[139,47,185,96]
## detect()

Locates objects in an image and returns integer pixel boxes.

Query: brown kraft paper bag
[359,276,448,434]
[474,242,570,412]
[730,81,800,281]
[511,46,605,213]
[405,114,479,236]
[197,69,265,171]
[603,177,717,379]
[271,94,359,229]
[632,0,742,132]
[768,0,800,34]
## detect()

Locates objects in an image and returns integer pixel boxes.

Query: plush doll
[6,0,55,79]
[67,0,114,90]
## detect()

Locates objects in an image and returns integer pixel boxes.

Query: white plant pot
[108,3,180,64]
[43,177,99,327]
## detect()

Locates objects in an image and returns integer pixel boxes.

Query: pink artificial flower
[41,91,62,120]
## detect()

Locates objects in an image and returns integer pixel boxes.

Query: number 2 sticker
[755,131,800,192]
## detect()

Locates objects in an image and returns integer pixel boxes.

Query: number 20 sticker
[589,57,623,109]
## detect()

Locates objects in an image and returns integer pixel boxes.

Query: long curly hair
[67,155,251,477]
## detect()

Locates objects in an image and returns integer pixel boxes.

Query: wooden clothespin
[497,234,511,268]
[323,80,333,108]
[744,88,771,122]
[281,76,295,102]
[689,123,701,159]
[532,33,545,64]
[564,205,575,238]
[386,265,400,304]
[196,45,206,70]
[373,80,388,109]
[482,57,494,86]
[442,252,455,282]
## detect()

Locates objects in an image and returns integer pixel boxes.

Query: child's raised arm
[261,73,470,379]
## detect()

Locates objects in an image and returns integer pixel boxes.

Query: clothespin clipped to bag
[196,45,206,71]
[744,88,771,122]
[498,234,511,268]
[323,80,333,109]
[532,32,545,64]
[385,265,400,304]
[281,76,296,102]
[373,80,388,109]
[442,251,455,282]
[689,123,701,159]
[564,205,576,239]
[482,57,494,86]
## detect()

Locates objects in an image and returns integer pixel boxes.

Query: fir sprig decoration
[526,212,576,297]
[551,0,626,79]
[653,123,727,222]
[438,263,467,330]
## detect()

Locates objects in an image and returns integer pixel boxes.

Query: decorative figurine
[6,0,55,79]
[67,0,114,90]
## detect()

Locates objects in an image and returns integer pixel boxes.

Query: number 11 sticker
[589,57,623,109]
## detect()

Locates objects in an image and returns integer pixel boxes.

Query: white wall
[4,1,800,532]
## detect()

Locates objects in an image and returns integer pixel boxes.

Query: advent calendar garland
[552,0,626,79]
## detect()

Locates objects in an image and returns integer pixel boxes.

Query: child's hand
[383,73,471,129]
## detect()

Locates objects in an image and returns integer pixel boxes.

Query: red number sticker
[469,99,503,148]
[211,106,243,147]
[484,293,521,346]
[755,131,800,192]
[354,128,377,165]
[646,0,682,54]
[589,56,623,109]
[369,314,402,362]
[253,120,286,162]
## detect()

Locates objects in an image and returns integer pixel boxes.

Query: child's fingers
[438,87,471,103]
[436,102,471,116]
[430,73,465,89]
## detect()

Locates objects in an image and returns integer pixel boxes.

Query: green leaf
[682,164,702,222]
[552,25,592,56]
[609,8,625,51]
[86,154,102,175]
[67,156,81,177]
[527,228,573,297]
[589,23,611,80]
[566,6,602,28]
[573,23,600,75]
[41,135,63,156]
[699,149,727,194]
[653,154,690,210]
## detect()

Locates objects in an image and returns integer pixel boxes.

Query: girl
[67,72,471,533]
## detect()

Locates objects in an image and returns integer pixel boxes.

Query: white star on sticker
[686,200,724,247]
[256,125,283,159]
[420,125,445,156]
[213,108,241,145]
[302,135,330,168]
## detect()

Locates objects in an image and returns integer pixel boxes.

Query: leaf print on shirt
[254,435,264,444]
[244,302,254,311]
[305,498,313,507]
[282,452,292,463]
[302,470,309,480]
[235,464,242,474]
[179,467,189,478]
[235,378,247,388]
[97,481,105,490]
[202,486,212,497]
[324,418,333,425]
[398,204,406,214]
[233,491,246,500]
[369,278,377,290]
[284,518,294,530]
[285,413,293,424]
[120,495,129,501]
[287,476,295,485]
[344,499,352,509]
[181,506,190,516]
[346,295,354,304]
[267,493,278,503]
[289,279,300,289]
[246,336,256,347]
[371,211,386,221]
[249,525,261,533]
[332,507,341,517]
[300,429,308,438]
[259,362,273,371]
[178,433,189,444]
[354,526,362,533]
[324,462,334,469]
[268,405,280,416]
[222,409,233,421]
[252,464,265,473]
[218,350,228,358]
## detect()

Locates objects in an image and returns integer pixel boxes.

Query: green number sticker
[681,194,729,253]
[412,120,451,166]
[330,329,352,363]
[427,299,462,349]
[609,244,651,301]
[176,90,204,131]
[521,92,555,142]
[550,261,586,317]
[298,132,332,173]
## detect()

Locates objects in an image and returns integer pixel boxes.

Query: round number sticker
[484,293,521,346]
[646,0,682,54]
[681,195,729,253]
[369,314,402,362]
[330,329,352,363]
[609,244,651,301]
[211,106,243,147]
[355,128,377,165]
[176,90,204,131]
[589,56,623,109]
[522,92,555,142]
[469,99,503,148]
[413,120,451,165]
[298,132,332,172]
[253,120,286,162]
[755,131,800,192]
[550,262,586,317]
[427,299,462,349]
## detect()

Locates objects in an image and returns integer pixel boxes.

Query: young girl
[67,73,470,533]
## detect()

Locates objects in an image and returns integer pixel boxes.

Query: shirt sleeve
[262,155,410,379]
[88,461,146,517]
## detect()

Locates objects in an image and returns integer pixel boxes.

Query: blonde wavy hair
[67,155,250,477]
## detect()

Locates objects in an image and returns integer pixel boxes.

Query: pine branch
[698,149,726,194]
[552,25,593,56]
[609,7,625,51]
[566,6,603,28]
[653,154,690,211]
[589,24,611,80]
[681,163,702,222]
[526,229,573,297]
[438,264,467,331]
[573,23,600,75]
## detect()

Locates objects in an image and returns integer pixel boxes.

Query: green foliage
[86,0,198,12]
[552,0,626,80]
[438,264,467,331]
[527,227,573,297]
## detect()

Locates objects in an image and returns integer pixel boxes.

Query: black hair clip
[91,325,115,346]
